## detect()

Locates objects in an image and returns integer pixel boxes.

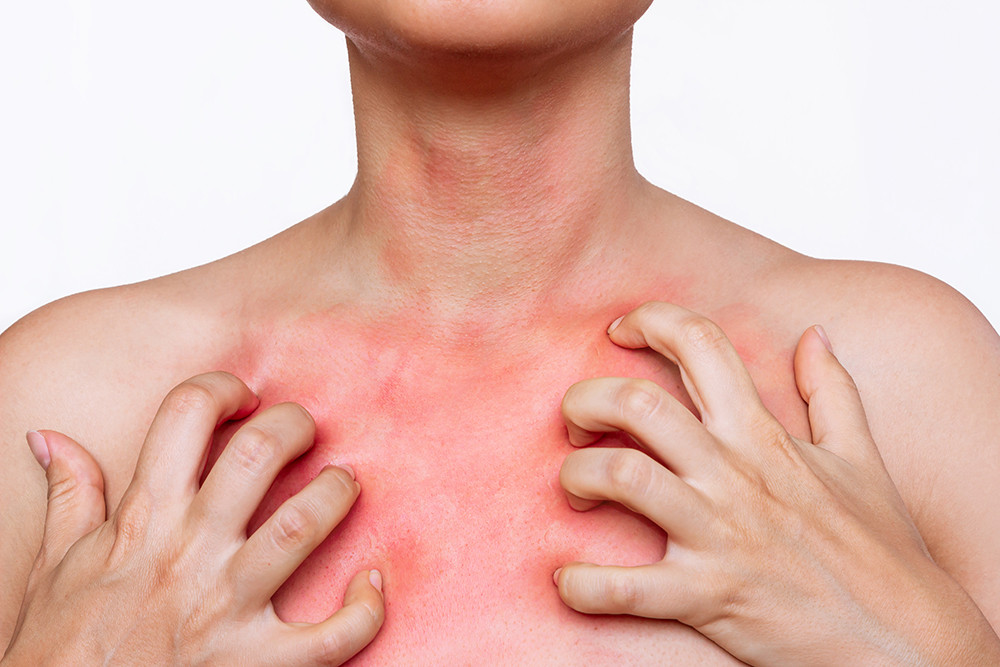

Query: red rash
[218,298,806,664]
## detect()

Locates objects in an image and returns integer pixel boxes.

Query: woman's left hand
[553,301,1000,666]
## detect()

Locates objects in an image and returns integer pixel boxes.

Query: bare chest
[225,320,806,664]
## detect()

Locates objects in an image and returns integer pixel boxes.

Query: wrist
[869,562,1000,666]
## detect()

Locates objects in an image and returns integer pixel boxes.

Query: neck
[323,30,660,318]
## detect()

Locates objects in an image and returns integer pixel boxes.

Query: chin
[306,0,653,56]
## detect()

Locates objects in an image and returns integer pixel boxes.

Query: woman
[3,1,999,664]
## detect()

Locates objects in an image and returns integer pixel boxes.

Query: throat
[325,28,652,313]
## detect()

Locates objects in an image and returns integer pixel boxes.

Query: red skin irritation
[213,294,807,664]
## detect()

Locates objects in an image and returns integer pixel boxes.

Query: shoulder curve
[768,256,998,349]
[772,257,1000,626]
[0,277,245,440]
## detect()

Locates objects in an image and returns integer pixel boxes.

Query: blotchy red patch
[224,296,802,664]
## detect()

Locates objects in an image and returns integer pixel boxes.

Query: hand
[553,302,1000,665]
[3,372,384,666]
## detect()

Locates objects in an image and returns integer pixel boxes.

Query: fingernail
[814,325,834,353]
[369,569,383,593]
[26,431,50,470]
[552,567,562,586]
[607,316,624,335]
[339,464,356,480]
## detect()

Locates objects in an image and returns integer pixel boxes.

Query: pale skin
[3,0,1000,664]
[3,378,384,665]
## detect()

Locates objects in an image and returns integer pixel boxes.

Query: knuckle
[315,624,360,665]
[310,587,382,664]
[109,494,153,560]
[634,300,666,320]
[604,449,653,498]
[272,501,322,553]
[692,571,734,627]
[161,381,217,417]
[679,315,728,354]
[47,470,84,506]
[228,426,280,479]
[617,380,663,423]
[753,418,803,463]
[605,573,643,612]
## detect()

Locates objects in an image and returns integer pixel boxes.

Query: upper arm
[831,264,1000,629]
[0,288,172,644]
[0,301,79,644]
[0,282,238,644]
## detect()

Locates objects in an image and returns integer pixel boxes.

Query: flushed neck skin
[316,29,668,322]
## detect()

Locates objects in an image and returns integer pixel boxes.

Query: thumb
[793,326,878,462]
[26,430,107,569]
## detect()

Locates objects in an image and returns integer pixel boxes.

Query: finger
[273,569,385,666]
[554,561,696,621]
[28,430,106,570]
[130,372,258,502]
[561,376,714,476]
[560,448,708,541]
[193,402,317,538]
[794,326,880,464]
[608,302,768,436]
[233,465,359,603]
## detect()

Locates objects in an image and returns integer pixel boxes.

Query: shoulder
[767,258,1000,406]
[767,256,1000,625]
[766,257,1000,474]
[0,271,248,467]
[0,274,241,639]
[0,276,236,435]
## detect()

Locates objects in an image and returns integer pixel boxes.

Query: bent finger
[554,561,695,621]
[560,448,707,541]
[233,465,359,603]
[130,372,258,503]
[561,376,714,476]
[194,402,317,539]
[273,569,385,666]
[608,302,768,437]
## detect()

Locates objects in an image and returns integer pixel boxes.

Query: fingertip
[794,325,836,402]
[210,371,262,421]
[567,494,602,512]
[345,568,384,607]
[286,569,385,666]
[359,568,387,626]
[566,428,601,449]
[319,464,361,496]
[26,430,50,470]
[605,307,648,350]
[812,324,834,354]
[37,429,106,492]
[552,561,589,609]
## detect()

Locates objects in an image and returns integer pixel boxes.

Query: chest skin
[219,300,809,665]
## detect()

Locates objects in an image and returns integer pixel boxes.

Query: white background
[1,1,998,333]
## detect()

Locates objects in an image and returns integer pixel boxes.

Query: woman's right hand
[2,371,384,666]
